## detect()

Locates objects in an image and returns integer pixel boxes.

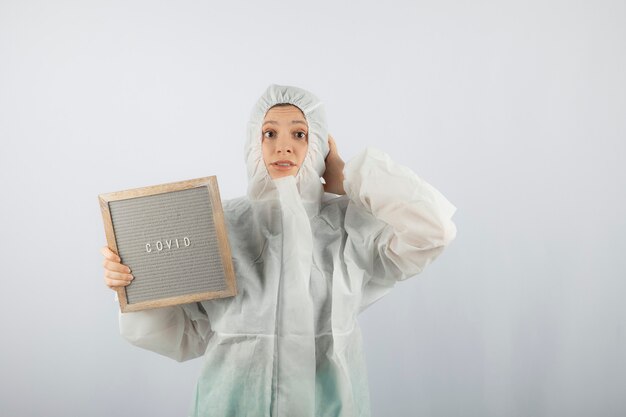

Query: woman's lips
[271,160,296,171]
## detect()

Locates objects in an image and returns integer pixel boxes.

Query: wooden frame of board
[98,176,237,312]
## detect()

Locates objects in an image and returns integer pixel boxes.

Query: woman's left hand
[322,134,346,195]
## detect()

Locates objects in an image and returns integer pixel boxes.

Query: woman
[101,84,457,416]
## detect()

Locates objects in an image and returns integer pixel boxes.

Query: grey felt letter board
[99,176,237,312]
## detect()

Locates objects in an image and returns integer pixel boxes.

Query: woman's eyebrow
[263,120,307,126]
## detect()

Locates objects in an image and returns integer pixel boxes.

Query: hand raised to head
[322,134,346,195]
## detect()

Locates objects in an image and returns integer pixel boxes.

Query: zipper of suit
[269,203,285,417]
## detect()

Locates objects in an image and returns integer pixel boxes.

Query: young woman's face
[261,104,309,180]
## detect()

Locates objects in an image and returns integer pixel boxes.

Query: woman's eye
[263,131,275,139]
[295,131,307,139]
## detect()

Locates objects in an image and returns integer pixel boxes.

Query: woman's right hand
[101,245,134,290]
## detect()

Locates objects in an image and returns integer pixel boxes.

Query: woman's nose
[275,136,293,153]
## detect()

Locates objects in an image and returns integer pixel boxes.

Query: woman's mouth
[271,160,296,170]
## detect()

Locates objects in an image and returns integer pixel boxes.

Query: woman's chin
[268,167,298,180]
[270,173,295,180]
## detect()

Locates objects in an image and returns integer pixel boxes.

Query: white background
[1,1,624,416]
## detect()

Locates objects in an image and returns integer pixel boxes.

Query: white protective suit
[119,84,457,417]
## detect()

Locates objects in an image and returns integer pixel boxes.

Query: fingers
[328,134,336,150]
[326,134,337,160]
[322,134,346,195]
[101,245,121,263]
[105,278,133,289]
[325,134,343,163]
[103,259,131,274]
[101,245,133,289]
[104,268,134,288]
[100,245,131,272]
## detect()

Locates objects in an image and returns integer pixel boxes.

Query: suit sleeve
[118,302,213,362]
[342,147,457,311]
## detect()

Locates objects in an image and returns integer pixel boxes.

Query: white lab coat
[119,84,457,417]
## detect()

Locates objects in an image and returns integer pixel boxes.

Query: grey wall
[1,0,624,416]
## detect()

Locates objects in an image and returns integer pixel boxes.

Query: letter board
[98,176,237,312]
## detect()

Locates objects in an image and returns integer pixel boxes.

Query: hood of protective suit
[245,84,330,214]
